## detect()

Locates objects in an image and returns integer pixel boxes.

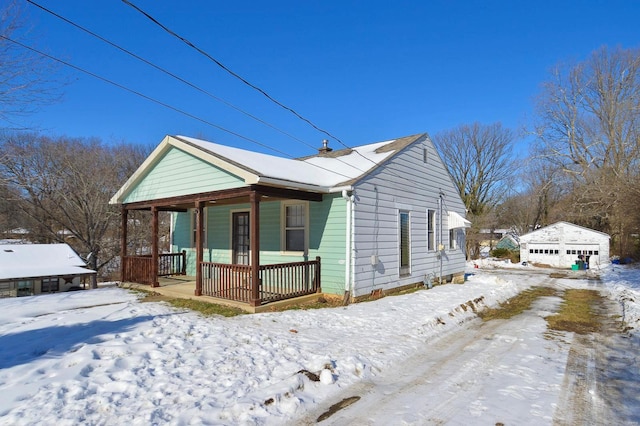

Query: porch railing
[122,251,187,285]
[158,250,187,277]
[122,255,154,285]
[201,257,321,305]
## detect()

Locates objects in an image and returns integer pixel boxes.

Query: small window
[427,209,436,251]
[41,277,59,293]
[594,250,599,255]
[449,229,457,250]
[544,249,549,254]
[530,249,533,254]
[554,250,559,255]
[588,250,593,255]
[283,202,307,252]
[571,250,576,255]
[400,211,411,275]
[566,250,571,255]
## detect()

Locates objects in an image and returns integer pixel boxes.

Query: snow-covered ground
[0,262,638,425]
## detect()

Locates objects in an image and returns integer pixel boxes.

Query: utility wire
[24,3,437,193]
[120,0,429,186]
[0,35,360,182]
[26,0,314,151]
[26,0,377,178]
[121,0,349,149]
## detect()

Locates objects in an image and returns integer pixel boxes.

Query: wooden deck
[119,276,322,313]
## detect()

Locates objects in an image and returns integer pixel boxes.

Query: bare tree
[433,122,516,217]
[433,122,517,259]
[0,133,150,287]
[0,1,60,127]
[533,45,640,256]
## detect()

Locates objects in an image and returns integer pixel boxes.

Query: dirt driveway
[297,276,640,425]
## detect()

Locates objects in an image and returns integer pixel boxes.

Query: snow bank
[601,264,640,332]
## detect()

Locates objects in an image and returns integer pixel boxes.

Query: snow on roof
[0,244,96,280]
[176,134,424,189]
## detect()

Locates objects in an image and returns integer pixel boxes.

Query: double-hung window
[399,211,410,275]
[427,209,436,251]
[283,201,307,253]
[449,229,457,250]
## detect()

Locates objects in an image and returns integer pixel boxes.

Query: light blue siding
[350,137,467,297]
[125,147,244,203]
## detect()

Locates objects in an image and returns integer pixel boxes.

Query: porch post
[120,206,128,282]
[151,206,159,287]
[195,201,204,296]
[250,192,261,306]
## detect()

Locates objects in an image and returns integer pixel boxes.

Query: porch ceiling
[122,184,323,211]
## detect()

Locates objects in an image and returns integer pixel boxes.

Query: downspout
[438,191,444,285]
[342,189,354,299]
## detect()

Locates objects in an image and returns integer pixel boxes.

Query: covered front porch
[119,184,323,307]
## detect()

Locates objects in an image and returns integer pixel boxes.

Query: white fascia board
[168,137,257,183]
[255,176,331,193]
[328,185,354,193]
[109,136,173,205]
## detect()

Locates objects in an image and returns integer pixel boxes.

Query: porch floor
[119,275,323,313]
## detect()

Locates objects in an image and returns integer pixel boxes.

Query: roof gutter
[253,176,334,193]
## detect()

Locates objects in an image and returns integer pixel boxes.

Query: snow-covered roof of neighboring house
[110,133,427,204]
[0,243,96,280]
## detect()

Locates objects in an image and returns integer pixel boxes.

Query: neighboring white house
[519,222,610,269]
[0,244,96,297]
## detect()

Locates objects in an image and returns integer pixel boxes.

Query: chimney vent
[319,139,333,154]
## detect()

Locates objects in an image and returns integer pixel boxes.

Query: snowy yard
[0,263,638,425]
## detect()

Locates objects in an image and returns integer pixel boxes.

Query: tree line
[0,134,156,287]
[435,45,640,259]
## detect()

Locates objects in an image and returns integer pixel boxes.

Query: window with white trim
[282,201,307,253]
[427,209,436,251]
[449,228,457,250]
[399,211,410,275]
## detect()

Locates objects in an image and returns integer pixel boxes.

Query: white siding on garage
[350,136,467,297]
[520,222,610,268]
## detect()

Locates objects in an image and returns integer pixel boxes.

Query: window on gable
[282,202,307,252]
[427,209,436,251]
[400,211,410,275]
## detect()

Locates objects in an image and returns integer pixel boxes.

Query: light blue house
[110,133,470,307]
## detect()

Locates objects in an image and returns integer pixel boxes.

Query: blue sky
[13,0,640,158]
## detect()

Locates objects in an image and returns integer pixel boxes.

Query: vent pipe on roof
[318,139,333,154]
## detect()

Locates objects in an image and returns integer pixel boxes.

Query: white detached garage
[519,221,610,269]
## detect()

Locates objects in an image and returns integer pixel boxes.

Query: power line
[119,0,431,187]
[25,0,315,152]
[25,0,379,179]
[20,4,440,194]
[0,35,363,182]
[121,0,350,149]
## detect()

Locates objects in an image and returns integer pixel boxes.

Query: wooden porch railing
[201,257,321,305]
[122,251,187,285]
[158,250,187,277]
